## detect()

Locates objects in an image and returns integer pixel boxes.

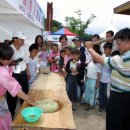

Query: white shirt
[85,48,92,64]
[28,57,38,83]
[11,44,29,73]
[100,40,118,54]
[86,61,101,79]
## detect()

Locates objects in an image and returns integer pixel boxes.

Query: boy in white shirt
[28,43,38,89]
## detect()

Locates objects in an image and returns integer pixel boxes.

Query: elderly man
[7,31,30,118]
[85,28,130,130]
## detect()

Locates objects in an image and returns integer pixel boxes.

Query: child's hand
[85,41,93,49]
[95,81,99,89]
[71,68,78,75]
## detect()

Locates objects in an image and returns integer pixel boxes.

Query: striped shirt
[104,51,130,92]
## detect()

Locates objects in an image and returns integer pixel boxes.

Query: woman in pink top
[0,43,33,130]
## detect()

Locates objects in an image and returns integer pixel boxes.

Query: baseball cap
[13,31,27,39]
[72,37,82,42]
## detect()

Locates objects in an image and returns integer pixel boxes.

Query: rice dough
[35,99,59,113]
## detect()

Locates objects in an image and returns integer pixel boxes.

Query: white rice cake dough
[35,99,59,113]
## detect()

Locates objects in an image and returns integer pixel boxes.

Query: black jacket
[65,59,85,85]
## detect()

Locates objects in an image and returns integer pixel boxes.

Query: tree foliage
[65,9,96,38]
[52,20,63,32]
[44,19,63,32]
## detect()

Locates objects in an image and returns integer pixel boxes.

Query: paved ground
[73,105,106,130]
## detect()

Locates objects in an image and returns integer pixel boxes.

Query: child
[39,42,49,66]
[59,49,65,73]
[65,49,81,111]
[99,43,112,112]
[64,46,72,66]
[47,43,60,72]
[62,46,72,76]
[84,52,101,111]
[28,43,38,89]
[0,43,33,130]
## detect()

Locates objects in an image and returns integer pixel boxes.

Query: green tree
[52,20,63,32]
[65,9,96,37]
[44,19,63,32]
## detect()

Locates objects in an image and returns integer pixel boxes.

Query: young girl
[0,43,33,130]
[64,46,72,67]
[59,49,65,73]
[47,43,60,72]
[39,42,49,66]
[62,47,72,76]
[65,49,81,111]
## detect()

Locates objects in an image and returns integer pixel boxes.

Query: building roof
[114,1,130,15]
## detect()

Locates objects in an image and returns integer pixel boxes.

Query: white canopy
[0,0,45,44]
[99,23,118,38]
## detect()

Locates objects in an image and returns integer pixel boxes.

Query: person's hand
[11,60,19,66]
[27,97,36,106]
[71,68,78,75]
[85,41,93,49]
[95,80,99,89]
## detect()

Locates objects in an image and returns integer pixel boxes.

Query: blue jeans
[66,74,79,103]
[99,82,108,109]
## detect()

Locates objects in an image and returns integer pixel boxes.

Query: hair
[59,34,67,42]
[106,30,114,36]
[60,49,65,54]
[95,50,102,55]
[103,42,113,49]
[64,46,71,51]
[51,43,59,48]
[0,43,14,60]
[41,42,47,47]
[114,28,130,41]
[92,34,100,39]
[93,45,100,51]
[71,48,80,55]
[4,39,13,45]
[29,43,38,52]
[35,35,43,44]
[111,51,120,57]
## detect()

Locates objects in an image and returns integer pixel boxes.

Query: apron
[0,96,9,117]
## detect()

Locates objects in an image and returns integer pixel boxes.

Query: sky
[37,0,130,34]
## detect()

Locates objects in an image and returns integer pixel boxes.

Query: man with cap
[7,31,30,118]
[72,37,86,102]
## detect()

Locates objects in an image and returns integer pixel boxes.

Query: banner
[6,0,45,29]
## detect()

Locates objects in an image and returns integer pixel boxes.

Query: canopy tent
[51,27,78,36]
[99,23,118,38]
[0,0,45,44]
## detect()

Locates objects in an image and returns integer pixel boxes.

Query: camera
[14,58,23,63]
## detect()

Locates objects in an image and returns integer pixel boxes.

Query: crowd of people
[0,27,130,130]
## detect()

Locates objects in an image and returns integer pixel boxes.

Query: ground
[73,105,106,130]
